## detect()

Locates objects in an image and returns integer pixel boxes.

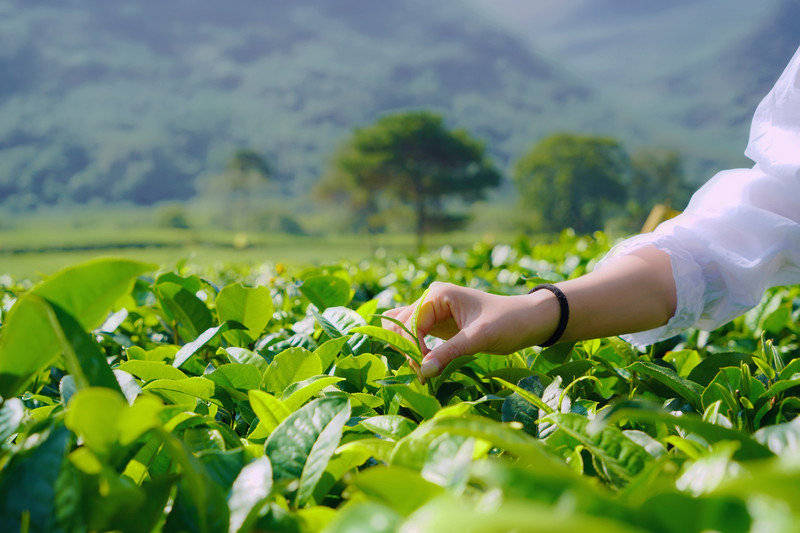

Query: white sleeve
[597,46,800,348]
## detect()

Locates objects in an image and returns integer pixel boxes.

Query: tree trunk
[415,194,425,253]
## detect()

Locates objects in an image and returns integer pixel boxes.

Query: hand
[382,282,559,379]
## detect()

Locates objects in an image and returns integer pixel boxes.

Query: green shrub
[0,233,798,531]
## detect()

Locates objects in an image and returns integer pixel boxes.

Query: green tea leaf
[760,373,800,400]
[118,360,188,382]
[0,398,24,442]
[282,375,344,411]
[248,390,292,439]
[296,398,352,506]
[266,397,350,503]
[387,385,440,419]
[0,426,70,532]
[663,349,702,377]
[322,501,401,533]
[34,258,154,329]
[207,363,261,391]
[0,258,152,397]
[410,287,431,339]
[687,353,753,386]
[403,496,642,533]
[228,456,273,533]
[498,376,547,437]
[43,298,123,394]
[333,353,386,392]
[159,429,229,533]
[628,361,703,409]
[392,416,569,475]
[349,325,421,362]
[496,376,552,414]
[262,347,323,394]
[173,324,229,369]
[754,417,800,455]
[65,387,127,455]
[224,347,268,372]
[143,376,215,405]
[216,283,273,342]
[360,415,417,440]
[352,465,443,516]
[155,281,213,341]
[606,406,773,460]
[313,337,349,371]
[546,412,652,482]
[300,275,352,310]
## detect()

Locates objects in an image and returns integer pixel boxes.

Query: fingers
[381,304,426,381]
[382,282,464,381]
[381,305,412,335]
[414,298,436,357]
[419,325,480,378]
[414,283,456,352]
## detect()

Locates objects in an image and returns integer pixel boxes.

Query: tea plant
[0,232,799,532]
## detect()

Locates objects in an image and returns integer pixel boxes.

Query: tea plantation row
[0,232,798,532]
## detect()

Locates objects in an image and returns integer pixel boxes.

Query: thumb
[419,326,478,378]
[414,298,437,356]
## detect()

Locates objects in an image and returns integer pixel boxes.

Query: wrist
[508,290,561,350]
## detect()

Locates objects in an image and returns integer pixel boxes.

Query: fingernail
[420,359,440,378]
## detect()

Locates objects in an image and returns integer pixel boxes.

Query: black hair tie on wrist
[528,284,569,347]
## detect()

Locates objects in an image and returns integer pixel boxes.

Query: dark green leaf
[155,282,213,341]
[606,405,773,460]
[687,353,753,386]
[628,361,703,409]
[0,426,70,532]
[265,397,350,490]
[546,413,652,482]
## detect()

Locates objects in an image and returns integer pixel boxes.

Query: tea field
[1,232,799,532]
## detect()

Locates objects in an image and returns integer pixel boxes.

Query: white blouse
[599,46,800,348]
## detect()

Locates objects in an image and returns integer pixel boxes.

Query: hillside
[4,0,797,208]
[472,0,799,177]
[0,0,615,207]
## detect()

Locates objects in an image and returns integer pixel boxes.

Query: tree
[513,133,629,233]
[316,111,501,249]
[629,148,691,219]
[210,149,271,231]
[224,149,271,195]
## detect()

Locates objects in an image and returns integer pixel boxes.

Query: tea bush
[0,231,798,532]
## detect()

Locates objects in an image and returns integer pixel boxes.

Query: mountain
[471,0,800,177]
[0,0,614,207]
[4,0,796,208]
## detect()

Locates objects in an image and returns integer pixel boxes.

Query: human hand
[381,282,559,380]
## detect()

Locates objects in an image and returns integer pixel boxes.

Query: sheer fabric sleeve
[596,46,800,348]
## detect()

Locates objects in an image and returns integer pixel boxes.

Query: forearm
[393,247,677,378]
[515,246,677,348]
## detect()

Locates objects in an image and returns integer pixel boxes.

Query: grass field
[0,223,518,279]
[0,203,532,279]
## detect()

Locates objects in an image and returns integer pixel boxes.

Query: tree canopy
[224,149,272,195]
[514,133,629,233]
[629,148,691,212]
[317,111,501,247]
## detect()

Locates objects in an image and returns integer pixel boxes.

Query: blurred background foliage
[0,0,798,274]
